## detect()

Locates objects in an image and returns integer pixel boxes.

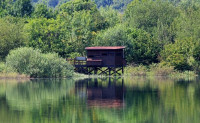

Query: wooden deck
[67,58,125,67]
[67,58,124,75]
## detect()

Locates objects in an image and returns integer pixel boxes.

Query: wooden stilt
[109,67,111,76]
[74,66,124,76]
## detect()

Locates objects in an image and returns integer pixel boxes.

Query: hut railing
[67,58,87,66]
[87,59,102,66]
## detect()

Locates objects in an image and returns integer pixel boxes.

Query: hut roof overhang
[85,46,125,50]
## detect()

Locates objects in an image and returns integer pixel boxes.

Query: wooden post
[109,67,111,76]
[94,67,98,74]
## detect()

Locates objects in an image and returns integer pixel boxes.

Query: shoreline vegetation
[125,64,197,80]
[0,59,197,80]
[0,72,30,79]
[4,47,74,78]
[1,0,200,80]
[0,47,197,80]
[0,47,198,80]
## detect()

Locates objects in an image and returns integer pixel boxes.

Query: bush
[0,62,6,73]
[6,47,74,78]
[0,62,15,74]
[149,64,175,76]
[161,38,194,70]
[125,65,148,76]
[125,64,175,76]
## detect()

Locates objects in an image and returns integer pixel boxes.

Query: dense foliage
[0,16,27,60]
[1,0,200,72]
[6,47,74,78]
[94,25,160,64]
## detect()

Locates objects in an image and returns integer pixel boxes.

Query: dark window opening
[109,53,115,56]
[88,55,94,58]
[116,53,122,56]
[94,55,101,58]
[102,53,107,56]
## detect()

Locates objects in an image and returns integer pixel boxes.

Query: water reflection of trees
[0,79,77,123]
[123,78,200,123]
[1,78,200,122]
[6,79,74,110]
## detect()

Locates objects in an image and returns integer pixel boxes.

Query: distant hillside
[32,0,69,7]
[93,0,133,11]
[32,0,133,11]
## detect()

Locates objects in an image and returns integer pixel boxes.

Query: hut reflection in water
[75,78,125,108]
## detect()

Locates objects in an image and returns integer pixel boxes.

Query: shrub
[125,65,148,76]
[149,64,174,76]
[0,62,6,73]
[161,38,194,70]
[0,62,15,73]
[125,64,175,76]
[6,47,74,78]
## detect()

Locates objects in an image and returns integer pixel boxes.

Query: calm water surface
[0,77,200,123]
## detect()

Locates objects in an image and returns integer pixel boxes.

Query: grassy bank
[0,62,29,79]
[0,61,85,79]
[125,64,197,79]
[1,58,197,80]
[0,72,29,79]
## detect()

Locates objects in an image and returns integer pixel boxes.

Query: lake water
[0,77,200,123]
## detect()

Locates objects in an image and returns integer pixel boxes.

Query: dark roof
[85,46,125,50]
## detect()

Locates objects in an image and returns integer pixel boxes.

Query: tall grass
[148,64,175,76]
[0,62,29,79]
[0,62,6,73]
[6,47,74,78]
[125,65,148,76]
[125,64,197,79]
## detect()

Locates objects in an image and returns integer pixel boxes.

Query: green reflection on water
[0,77,200,123]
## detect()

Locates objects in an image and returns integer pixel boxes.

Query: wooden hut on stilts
[67,46,126,76]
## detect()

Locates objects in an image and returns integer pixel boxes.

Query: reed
[125,64,197,79]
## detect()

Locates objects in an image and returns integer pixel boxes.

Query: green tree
[94,25,160,64]
[10,0,33,17]
[0,16,27,60]
[59,0,108,31]
[125,0,180,44]
[99,6,122,27]
[161,38,195,70]
[32,3,55,18]
[26,0,108,57]
[173,2,200,41]
[0,0,9,16]
[24,18,68,56]
[57,0,108,55]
